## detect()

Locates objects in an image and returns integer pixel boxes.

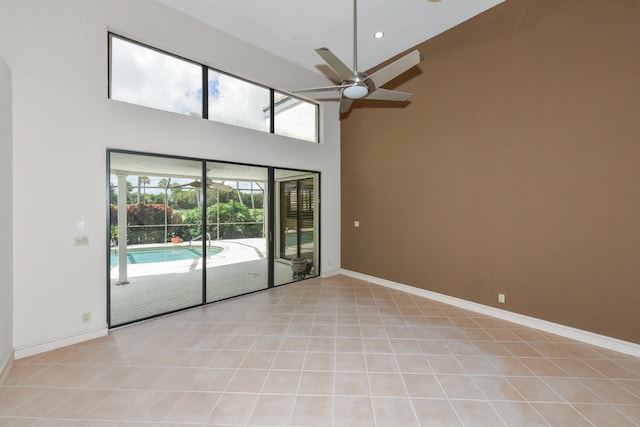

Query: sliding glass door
[108,151,320,327]
[205,162,269,302]
[109,153,204,326]
[274,170,319,286]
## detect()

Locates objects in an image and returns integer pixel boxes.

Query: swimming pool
[285,230,314,246]
[110,246,223,266]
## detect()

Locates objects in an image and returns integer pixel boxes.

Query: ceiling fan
[291,0,423,114]
[176,179,233,192]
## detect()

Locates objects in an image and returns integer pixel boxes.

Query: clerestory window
[108,33,319,143]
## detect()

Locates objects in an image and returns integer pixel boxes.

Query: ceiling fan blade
[366,88,412,102]
[290,84,351,94]
[367,50,422,88]
[176,180,201,188]
[176,179,233,192]
[316,47,357,81]
[209,182,233,192]
[308,93,342,100]
[340,97,354,114]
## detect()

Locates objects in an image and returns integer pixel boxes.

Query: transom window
[108,33,319,143]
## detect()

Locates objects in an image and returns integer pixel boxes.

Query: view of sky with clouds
[110,35,317,142]
[111,36,270,131]
[208,70,269,131]
[110,37,202,116]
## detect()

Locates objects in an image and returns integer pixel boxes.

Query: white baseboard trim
[321,268,342,279]
[340,269,640,358]
[0,349,14,385]
[14,325,108,359]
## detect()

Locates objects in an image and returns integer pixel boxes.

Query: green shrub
[110,202,264,244]
[110,203,181,244]
[209,201,264,239]
[180,202,264,240]
[180,207,203,241]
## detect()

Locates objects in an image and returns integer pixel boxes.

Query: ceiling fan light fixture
[343,84,369,99]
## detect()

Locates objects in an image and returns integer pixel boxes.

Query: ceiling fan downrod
[353,0,358,73]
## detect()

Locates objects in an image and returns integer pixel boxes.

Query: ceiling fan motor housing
[343,72,375,99]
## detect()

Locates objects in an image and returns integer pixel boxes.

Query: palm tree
[137,176,150,203]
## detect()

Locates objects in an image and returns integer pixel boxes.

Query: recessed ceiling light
[374,31,384,39]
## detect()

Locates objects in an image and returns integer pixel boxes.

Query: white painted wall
[0,52,14,373]
[0,0,341,357]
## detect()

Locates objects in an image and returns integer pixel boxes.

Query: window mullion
[202,66,209,120]
[269,89,275,134]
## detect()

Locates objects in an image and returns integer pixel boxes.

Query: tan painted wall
[341,0,640,344]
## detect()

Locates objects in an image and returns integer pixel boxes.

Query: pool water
[110,246,222,266]
[285,231,314,246]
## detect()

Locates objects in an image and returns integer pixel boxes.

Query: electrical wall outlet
[354,220,360,228]
[82,312,91,323]
[498,293,506,304]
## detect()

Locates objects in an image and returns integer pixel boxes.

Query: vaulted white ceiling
[158,0,504,83]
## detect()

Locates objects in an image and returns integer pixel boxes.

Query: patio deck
[110,238,313,325]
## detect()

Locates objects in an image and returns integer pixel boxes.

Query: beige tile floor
[1,275,639,426]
